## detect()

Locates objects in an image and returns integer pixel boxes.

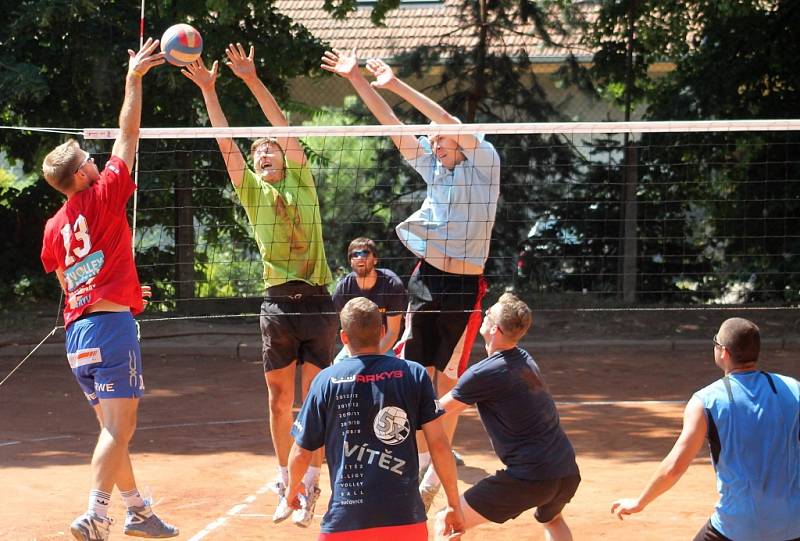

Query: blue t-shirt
[451,347,578,481]
[332,268,407,316]
[292,354,442,533]
[695,371,800,541]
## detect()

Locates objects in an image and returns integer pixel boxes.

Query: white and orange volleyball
[160,24,203,67]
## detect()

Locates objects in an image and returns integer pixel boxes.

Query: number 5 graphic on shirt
[60,214,92,266]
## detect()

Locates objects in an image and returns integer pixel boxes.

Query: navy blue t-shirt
[332,269,407,316]
[451,347,578,481]
[292,354,442,533]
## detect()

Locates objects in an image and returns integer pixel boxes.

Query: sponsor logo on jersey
[108,164,119,174]
[373,406,411,445]
[64,250,105,291]
[331,370,405,384]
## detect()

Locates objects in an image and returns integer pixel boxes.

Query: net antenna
[131,0,146,257]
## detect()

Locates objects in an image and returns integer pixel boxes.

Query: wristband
[129,70,143,78]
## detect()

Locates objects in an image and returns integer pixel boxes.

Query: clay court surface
[2,319,798,540]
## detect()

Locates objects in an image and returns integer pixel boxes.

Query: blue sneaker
[123,503,178,538]
[70,512,112,541]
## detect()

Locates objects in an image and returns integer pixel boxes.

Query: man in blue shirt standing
[286,297,464,540]
[435,293,580,541]
[611,317,800,541]
[332,238,407,361]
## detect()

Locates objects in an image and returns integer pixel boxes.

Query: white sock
[421,464,441,489]
[418,452,431,470]
[88,489,111,518]
[121,488,146,510]
[303,466,321,490]
[278,465,289,486]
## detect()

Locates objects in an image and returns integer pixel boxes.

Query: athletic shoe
[418,464,428,484]
[273,494,293,523]
[70,512,112,541]
[452,449,466,466]
[123,503,179,538]
[292,485,321,528]
[420,483,440,513]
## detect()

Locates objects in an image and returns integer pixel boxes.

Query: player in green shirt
[184,44,335,528]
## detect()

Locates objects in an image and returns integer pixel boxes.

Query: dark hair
[347,237,378,258]
[718,318,760,364]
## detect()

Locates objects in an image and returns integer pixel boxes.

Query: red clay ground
[1,341,797,540]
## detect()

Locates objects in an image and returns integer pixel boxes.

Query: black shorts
[260,281,338,372]
[464,470,581,525]
[693,520,800,541]
[400,260,486,377]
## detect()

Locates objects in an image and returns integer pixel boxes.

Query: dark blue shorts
[65,311,144,406]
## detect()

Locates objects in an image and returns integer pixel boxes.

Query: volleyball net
[80,120,800,318]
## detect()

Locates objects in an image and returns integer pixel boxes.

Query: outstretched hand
[434,505,465,541]
[181,58,220,92]
[365,58,396,89]
[610,498,644,520]
[321,48,360,79]
[128,37,165,78]
[225,43,257,81]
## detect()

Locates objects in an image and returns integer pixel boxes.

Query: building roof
[274,0,594,63]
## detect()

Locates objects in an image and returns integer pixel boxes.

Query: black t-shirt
[332,268,407,316]
[451,347,578,480]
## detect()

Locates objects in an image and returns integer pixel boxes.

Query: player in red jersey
[39,39,177,541]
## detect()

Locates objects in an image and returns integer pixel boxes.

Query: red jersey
[40,156,143,328]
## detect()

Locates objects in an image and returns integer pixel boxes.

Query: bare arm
[438,391,471,422]
[379,314,402,353]
[182,59,247,188]
[321,49,422,161]
[366,58,481,152]
[286,442,313,509]
[422,418,465,536]
[111,38,165,169]
[610,397,708,519]
[226,44,306,166]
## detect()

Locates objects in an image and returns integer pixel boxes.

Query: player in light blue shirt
[611,318,800,541]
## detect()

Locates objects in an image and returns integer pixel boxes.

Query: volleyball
[160,24,203,67]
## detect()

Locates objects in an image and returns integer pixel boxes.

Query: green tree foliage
[588,0,800,303]
[0,0,325,305]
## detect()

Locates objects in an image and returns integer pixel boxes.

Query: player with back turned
[39,39,178,541]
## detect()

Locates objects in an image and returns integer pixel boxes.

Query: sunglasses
[349,249,372,259]
[484,308,504,334]
[712,334,724,349]
[75,153,93,173]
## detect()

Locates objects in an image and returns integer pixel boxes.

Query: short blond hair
[42,139,83,194]
[340,297,383,350]
[494,292,533,341]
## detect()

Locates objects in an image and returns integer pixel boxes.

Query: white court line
[186,483,271,541]
[0,435,73,447]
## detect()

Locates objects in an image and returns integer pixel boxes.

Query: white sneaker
[70,512,112,541]
[272,494,293,523]
[420,483,440,513]
[292,485,321,528]
[267,475,286,495]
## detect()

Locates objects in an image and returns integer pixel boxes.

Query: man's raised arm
[366,58,480,153]
[226,44,306,166]
[112,37,165,170]
[321,48,422,162]
[182,58,247,188]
